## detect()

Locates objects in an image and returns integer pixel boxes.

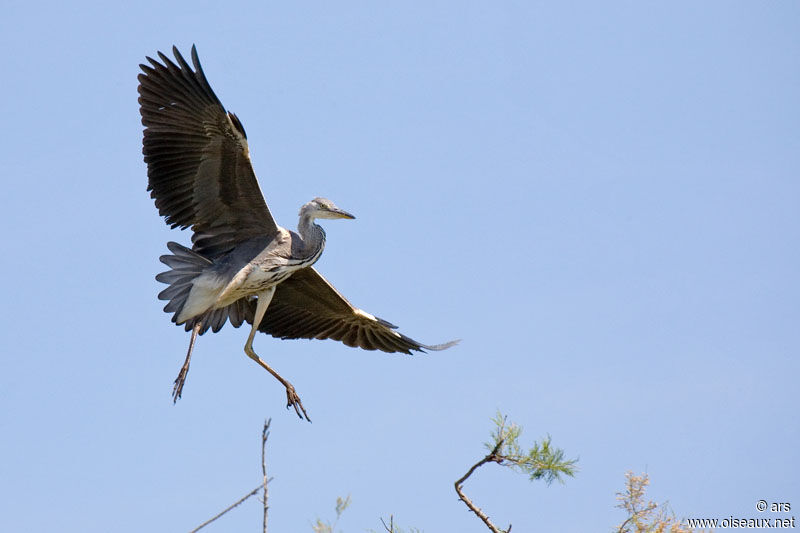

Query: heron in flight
[138,46,457,421]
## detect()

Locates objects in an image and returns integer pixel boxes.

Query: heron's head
[300,197,356,221]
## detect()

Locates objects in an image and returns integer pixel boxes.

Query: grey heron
[138,45,457,421]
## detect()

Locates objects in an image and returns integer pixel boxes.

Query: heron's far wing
[138,45,279,259]
[255,268,459,354]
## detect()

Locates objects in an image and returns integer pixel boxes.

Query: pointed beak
[332,208,355,220]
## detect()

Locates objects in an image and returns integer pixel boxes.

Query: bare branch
[262,419,271,533]
[189,419,273,533]
[380,515,395,532]
[453,439,509,533]
[189,483,264,533]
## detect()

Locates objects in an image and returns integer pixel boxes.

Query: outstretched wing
[138,45,278,259]
[255,268,459,354]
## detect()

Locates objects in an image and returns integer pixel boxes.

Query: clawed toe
[285,386,311,422]
[173,368,188,403]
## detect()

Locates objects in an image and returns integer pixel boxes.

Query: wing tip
[420,339,461,352]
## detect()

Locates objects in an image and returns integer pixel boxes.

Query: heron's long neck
[297,214,326,261]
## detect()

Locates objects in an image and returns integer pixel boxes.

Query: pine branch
[455,412,577,533]
[454,439,510,533]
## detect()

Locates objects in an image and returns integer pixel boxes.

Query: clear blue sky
[1,2,798,531]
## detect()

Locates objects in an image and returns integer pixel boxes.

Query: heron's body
[139,45,457,420]
[177,223,324,323]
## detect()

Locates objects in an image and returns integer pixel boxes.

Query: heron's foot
[172,363,190,403]
[173,322,199,403]
[285,384,311,422]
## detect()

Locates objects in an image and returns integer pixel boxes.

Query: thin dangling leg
[173,321,202,403]
[245,287,311,422]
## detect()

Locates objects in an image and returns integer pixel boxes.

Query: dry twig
[189,419,273,532]
[380,515,395,532]
[189,483,264,533]
[262,419,271,533]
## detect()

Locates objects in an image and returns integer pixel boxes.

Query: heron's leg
[245,287,311,422]
[173,321,202,403]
